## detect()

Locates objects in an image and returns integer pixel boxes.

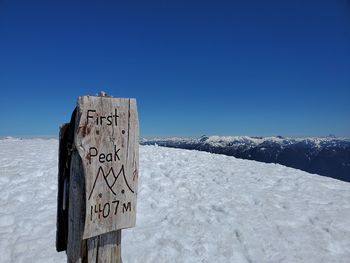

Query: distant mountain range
[141,136,350,183]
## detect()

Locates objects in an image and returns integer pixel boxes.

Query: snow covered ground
[1,138,350,263]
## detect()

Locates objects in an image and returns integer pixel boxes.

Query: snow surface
[1,138,350,263]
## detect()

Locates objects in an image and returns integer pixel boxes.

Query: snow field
[0,139,350,262]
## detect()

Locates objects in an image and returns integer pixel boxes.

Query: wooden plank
[74,95,139,239]
[57,108,77,253]
[66,140,123,263]
[66,150,86,263]
[87,230,122,263]
[64,95,138,262]
[56,123,69,252]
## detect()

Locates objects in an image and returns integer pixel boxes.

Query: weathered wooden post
[56,92,139,263]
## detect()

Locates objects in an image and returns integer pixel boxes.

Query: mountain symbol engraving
[88,165,134,200]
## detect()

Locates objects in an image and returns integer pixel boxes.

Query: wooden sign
[74,95,139,239]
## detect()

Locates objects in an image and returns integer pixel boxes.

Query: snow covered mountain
[1,138,350,262]
[141,136,350,183]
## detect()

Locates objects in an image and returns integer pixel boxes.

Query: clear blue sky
[0,0,349,137]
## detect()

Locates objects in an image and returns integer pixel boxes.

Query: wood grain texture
[67,150,86,263]
[66,149,122,263]
[87,230,122,263]
[56,123,69,252]
[65,95,138,262]
[74,95,139,239]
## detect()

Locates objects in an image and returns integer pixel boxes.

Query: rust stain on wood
[78,124,92,138]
